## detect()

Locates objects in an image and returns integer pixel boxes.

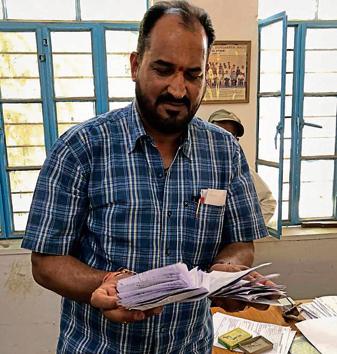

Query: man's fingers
[103,308,146,323]
[144,306,163,317]
[212,297,247,312]
[248,302,269,311]
[210,263,247,272]
[90,287,119,310]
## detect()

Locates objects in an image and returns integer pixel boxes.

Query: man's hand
[209,263,273,312]
[90,271,163,323]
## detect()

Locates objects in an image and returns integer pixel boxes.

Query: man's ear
[130,51,140,82]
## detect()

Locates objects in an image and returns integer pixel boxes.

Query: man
[208,109,277,224]
[22,2,270,353]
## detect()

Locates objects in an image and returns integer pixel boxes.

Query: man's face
[130,14,208,135]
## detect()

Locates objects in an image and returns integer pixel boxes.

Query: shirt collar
[127,100,192,160]
[127,100,148,153]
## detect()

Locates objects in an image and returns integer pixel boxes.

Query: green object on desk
[289,336,320,354]
[218,327,252,350]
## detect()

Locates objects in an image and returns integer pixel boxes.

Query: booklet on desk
[116,262,286,310]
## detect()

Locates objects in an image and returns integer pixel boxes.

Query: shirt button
[184,201,189,207]
[157,172,163,178]
[167,211,172,217]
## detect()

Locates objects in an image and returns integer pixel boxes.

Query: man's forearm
[31,252,107,303]
[212,241,255,267]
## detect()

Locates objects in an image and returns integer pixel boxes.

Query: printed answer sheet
[213,312,296,354]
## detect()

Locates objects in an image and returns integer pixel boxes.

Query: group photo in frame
[204,40,251,103]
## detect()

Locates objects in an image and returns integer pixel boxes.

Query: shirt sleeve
[221,143,269,243]
[21,137,89,255]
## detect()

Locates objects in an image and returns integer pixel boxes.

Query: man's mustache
[156,94,190,109]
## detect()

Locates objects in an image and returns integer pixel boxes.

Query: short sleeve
[221,143,269,243]
[22,138,89,255]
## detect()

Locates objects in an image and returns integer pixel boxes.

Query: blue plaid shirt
[22,102,268,354]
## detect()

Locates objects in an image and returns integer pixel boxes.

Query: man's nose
[167,72,187,99]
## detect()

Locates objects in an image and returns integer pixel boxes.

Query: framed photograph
[203,40,251,103]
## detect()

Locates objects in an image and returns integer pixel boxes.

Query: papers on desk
[300,296,337,319]
[117,262,286,310]
[295,297,337,353]
[296,317,337,354]
[213,312,296,354]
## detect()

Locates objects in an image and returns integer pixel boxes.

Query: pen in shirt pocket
[195,195,205,217]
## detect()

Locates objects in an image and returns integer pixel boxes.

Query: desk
[211,306,296,354]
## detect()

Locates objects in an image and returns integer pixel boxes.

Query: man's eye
[154,67,172,76]
[186,72,202,81]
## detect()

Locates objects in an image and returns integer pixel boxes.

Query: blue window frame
[258,15,337,237]
[0,20,145,239]
[257,12,287,238]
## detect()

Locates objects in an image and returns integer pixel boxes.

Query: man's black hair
[137,0,215,59]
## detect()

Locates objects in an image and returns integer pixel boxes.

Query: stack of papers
[300,296,337,319]
[213,312,296,354]
[116,262,286,310]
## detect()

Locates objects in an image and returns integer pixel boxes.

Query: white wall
[193,0,259,164]
[0,249,59,354]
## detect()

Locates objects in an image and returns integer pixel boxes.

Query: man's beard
[135,83,201,135]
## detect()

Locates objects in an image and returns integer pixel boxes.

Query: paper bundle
[299,296,337,319]
[116,262,286,310]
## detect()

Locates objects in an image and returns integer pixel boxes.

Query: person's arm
[209,242,272,312]
[211,241,254,268]
[31,252,106,303]
[32,252,162,322]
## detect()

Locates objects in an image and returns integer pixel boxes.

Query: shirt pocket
[182,199,226,269]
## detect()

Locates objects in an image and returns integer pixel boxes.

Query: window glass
[0,32,41,99]
[51,32,94,98]
[51,32,92,53]
[6,0,76,20]
[282,161,290,221]
[108,78,135,98]
[9,170,40,231]
[106,31,137,100]
[258,97,281,162]
[304,73,337,93]
[0,32,37,52]
[286,51,294,73]
[287,27,294,50]
[109,101,132,110]
[81,0,146,21]
[306,29,337,50]
[285,95,292,117]
[303,97,336,116]
[56,101,95,136]
[106,31,138,53]
[259,21,283,93]
[3,103,46,168]
[305,51,337,73]
[302,137,335,156]
[299,160,334,218]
